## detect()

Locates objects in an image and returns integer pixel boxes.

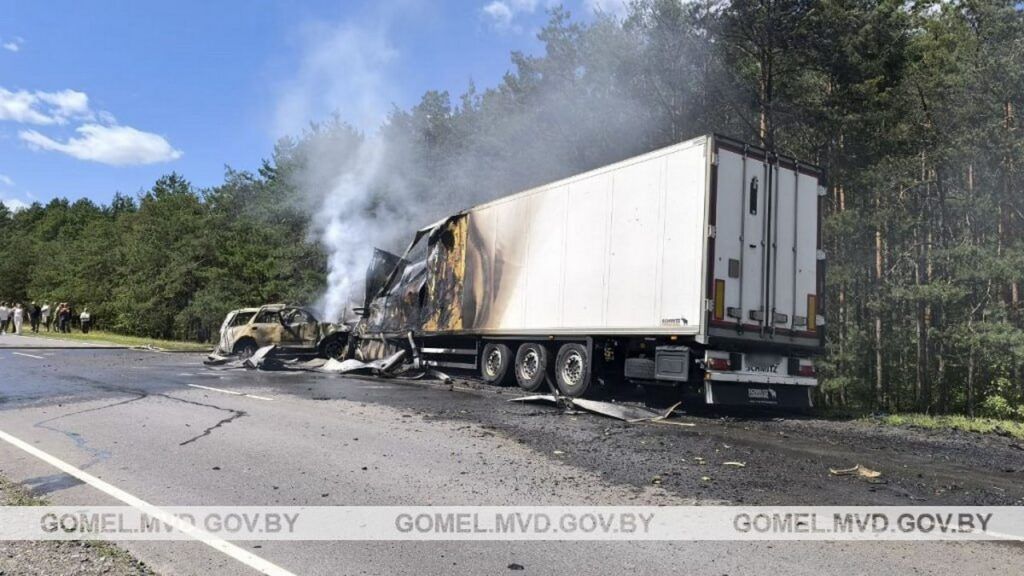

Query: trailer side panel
[461,137,709,336]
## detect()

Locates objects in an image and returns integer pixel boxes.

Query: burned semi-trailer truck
[351,134,825,408]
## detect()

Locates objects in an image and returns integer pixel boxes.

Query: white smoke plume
[277,3,663,322]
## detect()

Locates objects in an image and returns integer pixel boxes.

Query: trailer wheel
[481,342,514,386]
[555,343,593,397]
[514,343,549,392]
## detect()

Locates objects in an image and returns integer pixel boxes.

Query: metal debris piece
[317,350,407,375]
[509,394,560,405]
[428,368,453,384]
[723,461,746,468]
[203,353,234,366]
[509,395,694,425]
[829,464,881,479]
[571,398,665,422]
[243,345,277,369]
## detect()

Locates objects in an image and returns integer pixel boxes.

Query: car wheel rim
[561,351,584,388]
[485,349,503,377]
[520,350,539,381]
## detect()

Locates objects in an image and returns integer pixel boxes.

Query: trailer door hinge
[710,152,719,166]
[707,225,717,238]
[816,250,827,261]
[705,299,715,312]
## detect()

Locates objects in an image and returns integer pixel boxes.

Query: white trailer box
[457,134,823,346]
[364,134,824,405]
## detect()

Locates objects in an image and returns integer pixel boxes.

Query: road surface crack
[33,392,149,468]
[153,393,247,447]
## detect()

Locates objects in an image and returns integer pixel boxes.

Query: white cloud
[0,87,92,125]
[483,1,515,27]
[19,124,183,166]
[585,0,629,18]
[482,0,539,31]
[0,88,55,124]
[0,174,13,186]
[37,90,91,121]
[0,196,28,211]
[2,36,23,52]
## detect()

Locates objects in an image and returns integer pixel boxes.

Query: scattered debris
[244,345,277,369]
[509,395,694,425]
[829,464,882,479]
[723,461,746,468]
[319,350,407,375]
[508,564,525,571]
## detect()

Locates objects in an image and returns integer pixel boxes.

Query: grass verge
[11,329,210,352]
[866,413,1024,441]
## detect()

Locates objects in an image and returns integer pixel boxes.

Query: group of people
[0,302,92,335]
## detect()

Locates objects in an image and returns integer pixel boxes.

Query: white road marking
[187,384,272,401]
[11,352,45,359]
[0,428,296,576]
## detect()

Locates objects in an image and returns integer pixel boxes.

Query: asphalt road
[1,333,1023,575]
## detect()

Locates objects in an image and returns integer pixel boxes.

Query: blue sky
[0,0,626,210]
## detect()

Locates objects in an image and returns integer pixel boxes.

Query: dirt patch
[304,376,1024,507]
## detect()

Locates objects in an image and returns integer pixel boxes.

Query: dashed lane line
[187,383,273,401]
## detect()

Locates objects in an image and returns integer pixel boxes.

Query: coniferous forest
[2,1,1023,417]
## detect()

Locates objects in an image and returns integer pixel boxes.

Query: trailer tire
[481,342,514,386]
[514,343,549,392]
[555,343,593,397]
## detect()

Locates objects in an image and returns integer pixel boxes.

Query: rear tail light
[707,357,731,371]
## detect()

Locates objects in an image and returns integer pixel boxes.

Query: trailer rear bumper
[703,379,815,408]
[703,366,817,408]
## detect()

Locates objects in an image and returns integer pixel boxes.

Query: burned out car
[215,304,348,359]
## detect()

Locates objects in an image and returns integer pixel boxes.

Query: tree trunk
[874,194,885,409]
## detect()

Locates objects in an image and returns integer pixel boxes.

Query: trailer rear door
[707,138,823,349]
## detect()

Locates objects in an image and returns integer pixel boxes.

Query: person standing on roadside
[12,303,24,335]
[30,301,41,333]
[80,307,92,334]
[41,302,51,332]
[0,302,8,335]
[58,303,70,333]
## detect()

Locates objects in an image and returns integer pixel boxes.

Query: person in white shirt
[40,303,51,332]
[12,303,24,335]
[0,302,9,335]
[80,308,92,334]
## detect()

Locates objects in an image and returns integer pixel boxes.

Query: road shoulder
[0,476,156,576]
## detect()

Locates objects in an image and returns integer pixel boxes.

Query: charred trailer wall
[457,136,710,337]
